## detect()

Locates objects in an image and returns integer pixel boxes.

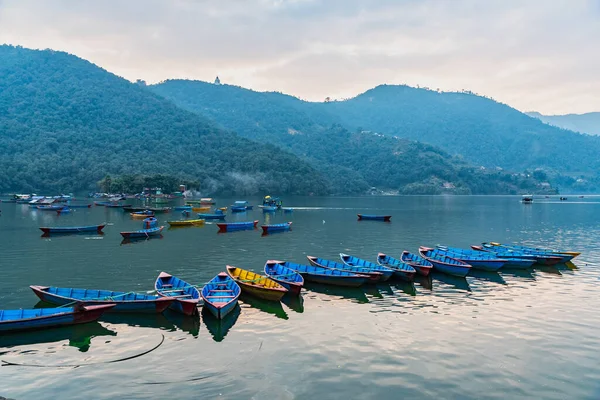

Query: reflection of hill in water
[239,294,288,320]
[202,305,241,343]
[0,321,117,352]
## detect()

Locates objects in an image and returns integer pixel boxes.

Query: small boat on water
[201,272,241,319]
[37,205,66,211]
[418,247,472,277]
[105,203,128,208]
[231,206,247,213]
[470,245,540,268]
[30,285,174,313]
[261,222,292,234]
[275,260,368,287]
[231,201,252,212]
[263,260,305,296]
[522,195,533,204]
[167,219,205,227]
[67,204,92,208]
[357,214,391,221]
[40,224,106,235]
[0,304,115,333]
[400,251,434,276]
[282,207,293,213]
[376,253,417,281]
[174,205,192,211]
[123,206,150,212]
[120,226,164,238]
[131,210,155,219]
[261,206,277,212]
[192,206,211,212]
[434,246,506,271]
[217,220,258,232]
[200,198,216,205]
[307,256,383,283]
[487,242,578,262]
[155,272,202,315]
[198,213,226,220]
[147,207,171,213]
[476,244,562,265]
[438,245,534,269]
[94,201,111,206]
[339,253,394,281]
[226,266,287,301]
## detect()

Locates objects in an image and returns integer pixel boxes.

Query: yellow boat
[167,219,205,227]
[191,206,211,212]
[226,266,287,301]
[131,212,154,219]
[218,207,227,212]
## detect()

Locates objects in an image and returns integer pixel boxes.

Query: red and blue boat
[197,213,226,220]
[400,251,433,276]
[30,285,174,313]
[376,253,417,281]
[485,242,576,263]
[201,272,241,319]
[155,272,202,315]
[418,247,472,277]
[217,220,258,232]
[37,205,67,211]
[40,224,106,235]
[434,246,506,271]
[261,222,292,234]
[339,253,394,281]
[307,256,383,283]
[120,226,163,238]
[263,260,305,296]
[275,260,368,287]
[357,214,391,221]
[0,304,115,333]
[475,244,562,265]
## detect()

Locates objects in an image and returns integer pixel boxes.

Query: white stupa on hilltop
[214,76,221,85]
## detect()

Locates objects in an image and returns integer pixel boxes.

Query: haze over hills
[0,45,330,195]
[151,80,600,193]
[526,112,600,136]
[151,80,553,195]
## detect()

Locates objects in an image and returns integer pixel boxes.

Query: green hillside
[0,45,329,195]
[151,80,553,195]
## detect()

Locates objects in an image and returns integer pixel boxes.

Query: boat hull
[307,256,383,283]
[357,214,391,221]
[400,251,433,276]
[226,266,287,301]
[40,224,105,235]
[120,226,164,238]
[419,248,471,278]
[217,221,258,232]
[204,298,238,320]
[30,286,173,313]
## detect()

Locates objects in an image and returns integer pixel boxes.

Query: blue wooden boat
[485,242,576,263]
[376,253,417,281]
[275,260,367,287]
[264,260,305,295]
[201,272,241,319]
[66,204,92,208]
[437,245,535,269]
[400,251,434,276]
[475,244,562,266]
[120,225,163,238]
[37,205,66,211]
[231,206,247,213]
[469,246,537,268]
[174,205,192,211]
[434,246,506,271]
[261,222,292,234]
[30,285,174,313]
[217,220,258,232]
[40,224,106,235]
[0,304,115,333]
[282,207,293,213]
[105,203,127,208]
[357,214,391,221]
[197,213,226,220]
[232,201,253,211]
[261,206,277,212]
[155,272,202,316]
[307,256,383,283]
[94,201,112,206]
[339,253,394,281]
[418,247,472,277]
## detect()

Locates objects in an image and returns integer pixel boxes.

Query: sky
[0,0,598,114]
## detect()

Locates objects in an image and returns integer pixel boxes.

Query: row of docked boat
[0,242,579,333]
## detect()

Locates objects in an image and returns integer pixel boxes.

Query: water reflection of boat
[533,265,562,276]
[239,294,288,320]
[163,310,200,337]
[99,312,175,331]
[415,275,433,290]
[303,282,368,304]
[362,283,392,299]
[0,321,117,352]
[468,270,507,285]
[431,272,471,292]
[500,268,536,281]
[394,281,417,296]
[120,235,164,245]
[202,304,241,343]
[281,293,304,313]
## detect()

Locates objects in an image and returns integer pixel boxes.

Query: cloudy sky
[0,0,598,114]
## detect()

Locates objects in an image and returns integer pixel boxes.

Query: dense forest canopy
[150,80,556,195]
[0,45,330,195]
[152,80,600,193]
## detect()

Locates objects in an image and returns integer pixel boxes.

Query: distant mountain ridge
[526,111,600,136]
[151,80,555,195]
[0,45,330,195]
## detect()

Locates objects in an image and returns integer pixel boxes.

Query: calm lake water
[0,195,599,399]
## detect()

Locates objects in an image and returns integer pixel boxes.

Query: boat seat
[161,284,173,288]
[208,289,233,292]
[206,295,235,298]
[170,294,192,298]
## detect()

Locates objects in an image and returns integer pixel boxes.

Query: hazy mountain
[0,45,330,195]
[151,80,553,195]
[526,111,600,136]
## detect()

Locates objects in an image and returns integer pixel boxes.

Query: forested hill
[0,45,330,195]
[527,111,600,136]
[151,80,552,195]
